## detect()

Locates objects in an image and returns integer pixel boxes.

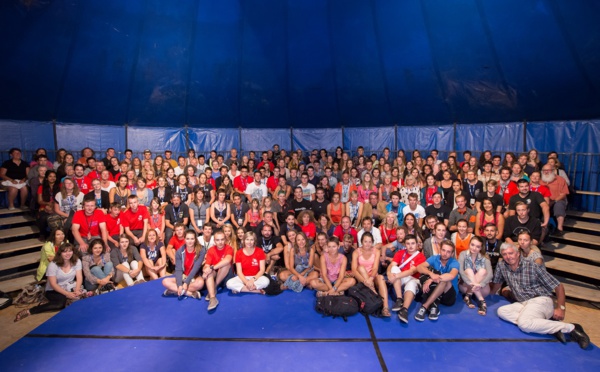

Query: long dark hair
[54,243,79,267]
[41,170,60,202]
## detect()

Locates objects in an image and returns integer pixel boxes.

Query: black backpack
[347,283,384,316]
[315,295,359,321]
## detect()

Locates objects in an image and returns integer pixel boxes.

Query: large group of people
[1,144,589,349]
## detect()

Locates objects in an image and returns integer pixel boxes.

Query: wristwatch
[209,265,215,270]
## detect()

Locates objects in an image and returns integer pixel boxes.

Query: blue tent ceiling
[0,0,599,128]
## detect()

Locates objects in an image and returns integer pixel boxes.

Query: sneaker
[205,295,210,301]
[163,289,177,296]
[391,298,403,312]
[397,307,409,324]
[105,282,116,291]
[414,306,427,322]
[207,297,219,311]
[133,279,146,285]
[191,291,202,300]
[429,305,440,320]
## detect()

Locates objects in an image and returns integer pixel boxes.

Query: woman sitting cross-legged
[15,243,87,322]
[278,232,319,293]
[162,229,207,298]
[82,239,115,293]
[226,231,270,294]
[110,234,146,287]
[310,236,356,297]
[139,229,168,280]
[458,236,493,315]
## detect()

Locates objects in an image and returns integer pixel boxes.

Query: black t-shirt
[476,192,504,211]
[425,204,451,223]
[508,191,545,221]
[463,180,484,207]
[194,184,214,202]
[311,199,330,219]
[257,235,282,254]
[231,203,249,226]
[485,239,501,271]
[164,203,190,224]
[1,159,28,180]
[503,215,542,243]
[291,199,312,215]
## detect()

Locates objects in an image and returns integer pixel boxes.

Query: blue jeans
[84,262,114,290]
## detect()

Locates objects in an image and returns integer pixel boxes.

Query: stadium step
[566,210,600,221]
[0,272,37,293]
[0,238,43,255]
[563,219,600,235]
[543,255,600,284]
[541,242,600,265]
[0,252,40,271]
[550,231,600,249]
[555,276,600,303]
[0,226,39,240]
[0,208,29,216]
[0,214,35,227]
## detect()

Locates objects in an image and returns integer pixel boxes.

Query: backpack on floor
[347,283,384,316]
[315,295,359,321]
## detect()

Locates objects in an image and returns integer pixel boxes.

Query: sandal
[381,307,391,317]
[14,309,30,322]
[478,300,487,316]
[464,294,475,309]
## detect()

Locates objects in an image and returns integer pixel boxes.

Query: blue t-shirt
[426,255,460,293]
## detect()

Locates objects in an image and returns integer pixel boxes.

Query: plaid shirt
[492,257,559,302]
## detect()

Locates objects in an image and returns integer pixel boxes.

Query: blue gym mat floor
[1,279,598,371]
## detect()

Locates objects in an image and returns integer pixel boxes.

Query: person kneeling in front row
[489,243,589,349]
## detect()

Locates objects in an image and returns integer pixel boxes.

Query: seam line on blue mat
[365,315,389,372]
[24,334,560,343]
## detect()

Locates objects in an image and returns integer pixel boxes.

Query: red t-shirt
[530,185,551,198]
[496,181,519,206]
[333,226,358,244]
[257,161,274,172]
[266,176,279,193]
[235,247,266,276]
[146,180,157,190]
[392,250,426,279]
[85,170,102,184]
[233,175,253,193]
[72,209,105,237]
[121,206,149,231]
[74,177,91,193]
[301,222,317,240]
[105,213,122,236]
[205,245,234,266]
[169,235,185,249]
[184,249,196,276]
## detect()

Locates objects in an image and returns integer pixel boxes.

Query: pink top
[324,253,342,282]
[358,249,375,276]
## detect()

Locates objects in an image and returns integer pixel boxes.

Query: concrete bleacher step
[567,210,600,221]
[0,214,35,227]
[564,220,600,234]
[0,208,29,216]
[551,231,600,248]
[0,238,43,255]
[543,255,600,282]
[555,276,600,303]
[0,273,36,293]
[541,242,600,264]
[0,226,39,240]
[0,252,40,271]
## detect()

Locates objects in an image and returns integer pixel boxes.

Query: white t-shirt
[300,183,316,201]
[45,259,82,292]
[357,228,383,247]
[402,205,427,220]
[245,182,268,202]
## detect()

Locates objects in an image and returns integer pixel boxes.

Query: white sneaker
[163,289,176,296]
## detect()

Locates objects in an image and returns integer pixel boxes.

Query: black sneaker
[392,298,403,312]
[414,306,427,322]
[397,307,409,324]
[429,305,440,320]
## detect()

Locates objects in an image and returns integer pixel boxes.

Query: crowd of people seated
[1,144,589,348]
